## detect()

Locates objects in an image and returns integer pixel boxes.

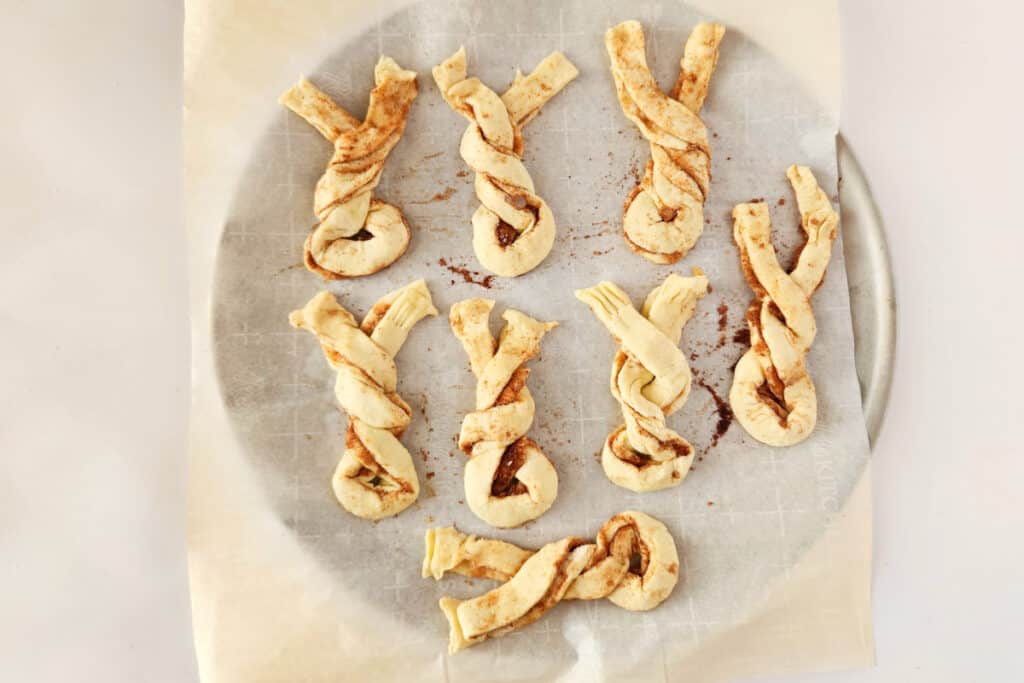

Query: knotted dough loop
[280,57,417,279]
[423,511,679,653]
[730,165,838,446]
[606,20,724,264]
[576,273,708,492]
[449,299,559,528]
[289,280,437,519]
[433,48,578,277]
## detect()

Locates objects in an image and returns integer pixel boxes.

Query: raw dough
[289,280,436,519]
[730,165,838,446]
[424,511,679,653]
[606,20,724,264]
[449,299,558,528]
[433,48,578,277]
[576,273,708,491]
[280,57,417,278]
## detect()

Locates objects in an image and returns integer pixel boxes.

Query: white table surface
[1,1,1021,680]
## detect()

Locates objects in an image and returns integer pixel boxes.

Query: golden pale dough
[576,273,708,491]
[606,20,724,264]
[433,48,578,277]
[730,166,838,446]
[289,281,437,519]
[449,300,558,528]
[424,511,680,653]
[279,57,417,279]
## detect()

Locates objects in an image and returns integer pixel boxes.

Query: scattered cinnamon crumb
[455,169,469,178]
[733,328,751,346]
[410,187,456,204]
[628,163,642,185]
[716,303,729,348]
[426,471,435,480]
[777,198,786,206]
[707,501,714,507]
[438,257,495,289]
[419,449,429,462]
[694,374,733,449]
[580,220,612,240]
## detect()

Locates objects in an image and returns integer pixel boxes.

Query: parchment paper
[186,1,873,681]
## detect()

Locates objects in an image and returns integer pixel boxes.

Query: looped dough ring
[289,280,436,519]
[433,48,578,277]
[576,273,708,491]
[280,57,417,278]
[449,299,559,528]
[423,511,679,653]
[730,165,838,446]
[606,20,724,264]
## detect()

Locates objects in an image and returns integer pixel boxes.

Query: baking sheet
[188,1,873,681]
[837,136,896,444]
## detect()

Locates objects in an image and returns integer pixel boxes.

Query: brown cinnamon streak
[490,438,533,497]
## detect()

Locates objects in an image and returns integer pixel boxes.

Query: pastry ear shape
[730,165,838,446]
[434,49,578,277]
[576,273,708,492]
[279,57,418,278]
[290,281,436,519]
[449,299,559,528]
[606,20,724,264]
[425,511,681,653]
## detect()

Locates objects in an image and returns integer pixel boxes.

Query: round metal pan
[837,135,896,445]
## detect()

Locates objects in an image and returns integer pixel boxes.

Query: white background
[0,1,1021,681]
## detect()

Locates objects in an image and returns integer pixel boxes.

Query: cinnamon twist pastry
[433,48,579,277]
[423,511,679,653]
[279,57,417,279]
[606,20,724,264]
[289,280,437,519]
[449,300,559,528]
[730,166,838,446]
[576,273,708,492]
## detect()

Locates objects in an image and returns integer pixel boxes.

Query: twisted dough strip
[730,166,838,446]
[279,57,417,279]
[422,511,679,653]
[289,281,437,519]
[606,20,724,264]
[576,273,708,492]
[433,48,579,277]
[449,300,559,528]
